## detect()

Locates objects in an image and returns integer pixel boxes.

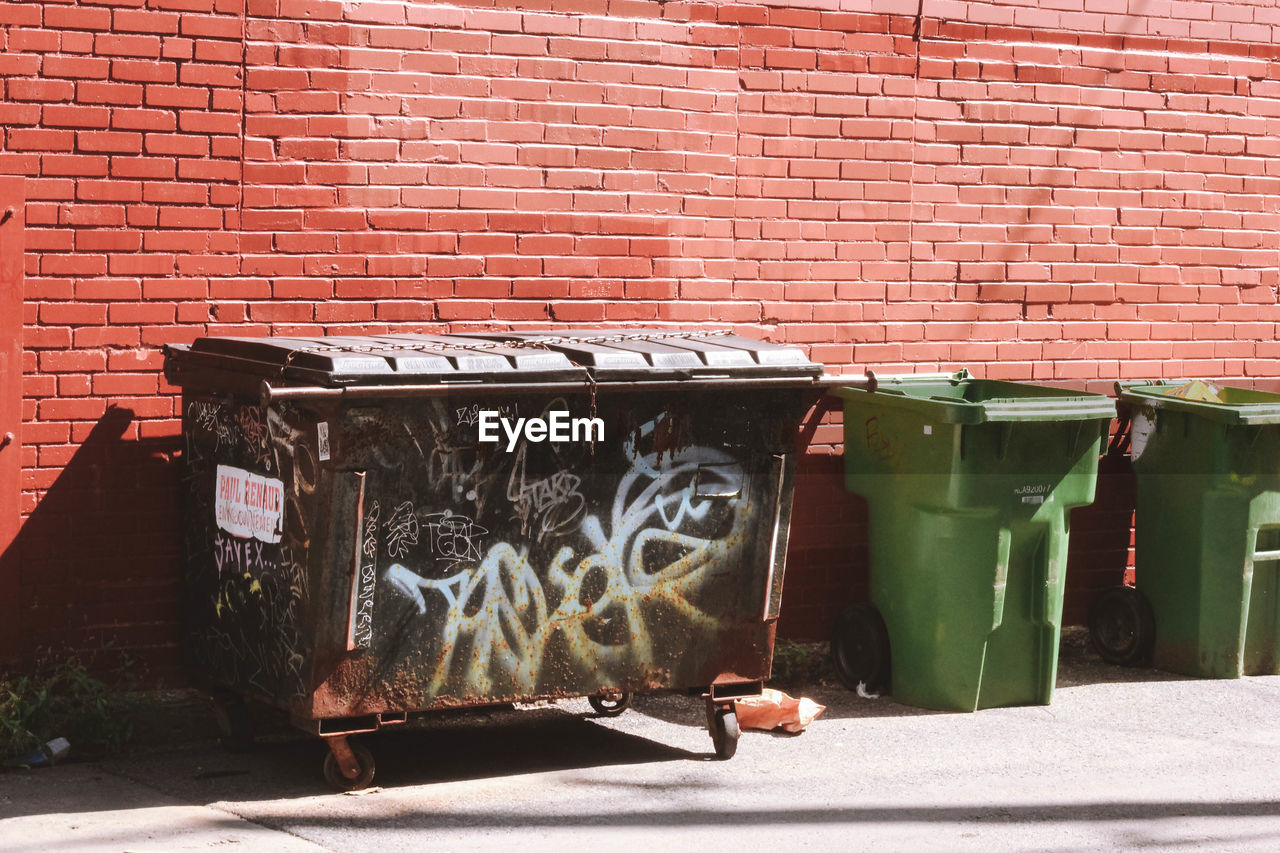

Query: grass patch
[1,652,151,763]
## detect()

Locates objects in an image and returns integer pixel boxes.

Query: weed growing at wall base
[769,640,837,689]
[0,653,149,762]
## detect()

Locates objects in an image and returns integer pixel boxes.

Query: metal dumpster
[1090,379,1280,677]
[164,329,828,789]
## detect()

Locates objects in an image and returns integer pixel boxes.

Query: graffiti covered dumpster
[164,330,829,789]
[1090,380,1280,677]
[831,371,1114,712]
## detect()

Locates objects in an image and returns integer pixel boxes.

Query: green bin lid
[1116,380,1280,425]
[833,370,1117,424]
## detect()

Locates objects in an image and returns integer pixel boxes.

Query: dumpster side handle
[260,376,839,404]
[344,471,368,653]
[762,452,793,622]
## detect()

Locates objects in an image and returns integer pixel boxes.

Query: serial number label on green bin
[1016,484,1049,505]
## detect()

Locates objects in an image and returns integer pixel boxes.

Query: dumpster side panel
[180,394,322,709]
[302,388,813,719]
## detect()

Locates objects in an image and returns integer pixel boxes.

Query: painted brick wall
[1,0,245,670]
[3,0,1279,671]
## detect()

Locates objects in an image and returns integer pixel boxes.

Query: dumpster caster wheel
[588,691,631,717]
[322,740,375,792]
[1089,585,1155,666]
[831,603,891,694]
[212,697,255,753]
[709,707,740,761]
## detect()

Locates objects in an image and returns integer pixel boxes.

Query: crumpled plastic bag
[734,688,826,734]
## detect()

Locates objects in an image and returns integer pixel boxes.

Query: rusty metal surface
[177,376,819,724]
[179,398,320,705]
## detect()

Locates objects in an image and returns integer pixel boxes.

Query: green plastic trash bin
[1091,380,1280,678]
[832,371,1114,712]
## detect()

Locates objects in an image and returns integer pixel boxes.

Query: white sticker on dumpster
[317,422,330,461]
[215,464,284,543]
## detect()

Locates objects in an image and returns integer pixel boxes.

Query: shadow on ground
[0,626,1223,817]
[86,705,694,808]
[776,626,1204,722]
[233,799,1280,831]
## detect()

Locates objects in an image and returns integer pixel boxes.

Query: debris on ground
[2,736,70,769]
[734,689,825,733]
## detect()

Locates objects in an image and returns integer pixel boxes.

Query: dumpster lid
[1117,380,1280,425]
[455,329,823,381]
[164,329,823,390]
[164,334,584,388]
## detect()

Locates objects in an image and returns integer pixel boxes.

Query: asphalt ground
[2,628,1279,852]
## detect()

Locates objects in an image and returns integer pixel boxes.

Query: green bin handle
[992,527,1010,632]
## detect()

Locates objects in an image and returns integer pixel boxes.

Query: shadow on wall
[778,453,868,643]
[777,395,867,642]
[3,406,184,679]
[1063,435,1136,625]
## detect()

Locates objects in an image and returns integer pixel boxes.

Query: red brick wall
[2,0,247,670]
[3,0,1279,670]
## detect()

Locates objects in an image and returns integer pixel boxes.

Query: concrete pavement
[3,629,1279,851]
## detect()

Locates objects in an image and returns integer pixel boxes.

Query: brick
[110,10,179,34]
[95,34,163,58]
[41,154,111,177]
[39,302,109,325]
[7,129,75,153]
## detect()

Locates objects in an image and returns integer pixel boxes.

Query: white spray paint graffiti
[351,501,380,650]
[416,409,504,513]
[382,500,419,559]
[235,405,272,471]
[382,418,747,696]
[506,443,586,541]
[423,509,488,568]
[187,400,316,699]
[213,530,272,579]
[188,400,234,451]
[457,402,516,427]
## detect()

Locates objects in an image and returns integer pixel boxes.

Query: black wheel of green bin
[213,697,256,753]
[831,604,891,694]
[1089,585,1156,667]
[323,744,376,792]
[588,691,631,717]
[710,707,740,761]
